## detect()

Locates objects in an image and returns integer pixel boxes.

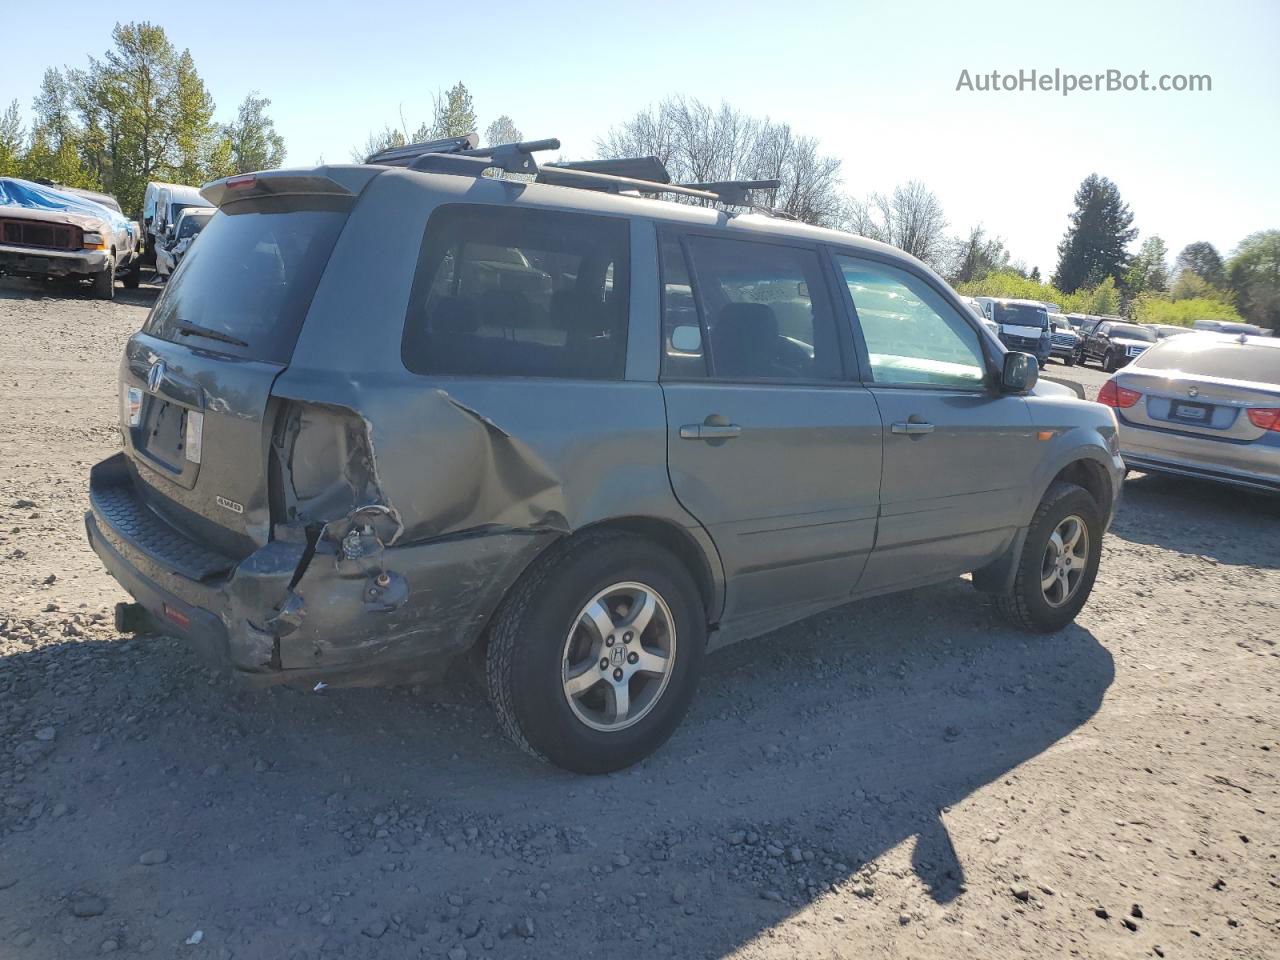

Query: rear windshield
[143,197,349,364]
[1134,340,1280,384]
[176,213,211,239]
[994,303,1048,328]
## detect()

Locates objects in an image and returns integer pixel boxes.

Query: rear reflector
[226,174,257,190]
[162,603,191,629]
[1097,380,1141,408]
[1246,407,1280,431]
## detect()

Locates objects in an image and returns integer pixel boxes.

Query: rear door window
[664,235,843,381]
[401,204,630,379]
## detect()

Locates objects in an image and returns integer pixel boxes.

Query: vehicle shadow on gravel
[0,578,1113,958]
[0,276,160,307]
[1110,472,1280,567]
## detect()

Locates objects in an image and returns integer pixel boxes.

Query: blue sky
[7,0,1278,273]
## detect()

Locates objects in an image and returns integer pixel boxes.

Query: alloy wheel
[1040,515,1089,607]
[560,581,676,732]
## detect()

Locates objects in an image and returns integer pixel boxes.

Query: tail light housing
[1098,380,1141,408]
[1246,407,1280,431]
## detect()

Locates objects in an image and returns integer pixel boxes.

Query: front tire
[92,254,115,300]
[996,481,1103,633]
[485,531,706,774]
[1063,353,1075,367]
[1104,351,1118,372]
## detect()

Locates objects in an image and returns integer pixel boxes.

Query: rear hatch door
[121,179,360,561]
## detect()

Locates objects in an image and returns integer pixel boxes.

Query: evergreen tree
[0,100,24,177]
[1125,235,1170,295]
[430,82,477,138]
[213,93,286,177]
[485,114,522,147]
[1051,174,1137,293]
[172,50,217,186]
[1173,241,1225,288]
[1227,231,1280,331]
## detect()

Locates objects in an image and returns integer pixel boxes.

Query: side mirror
[1002,351,1038,393]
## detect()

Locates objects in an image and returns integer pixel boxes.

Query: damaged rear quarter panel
[262,171,715,674]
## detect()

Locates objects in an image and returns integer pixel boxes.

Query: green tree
[172,50,217,185]
[429,82,477,138]
[1051,173,1137,293]
[1226,230,1280,331]
[23,69,98,188]
[1125,235,1170,296]
[949,225,1010,283]
[1173,241,1225,288]
[484,114,522,146]
[352,125,406,162]
[212,93,286,176]
[0,100,24,177]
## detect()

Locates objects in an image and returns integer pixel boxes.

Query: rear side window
[663,235,842,381]
[402,204,630,379]
[144,197,349,364]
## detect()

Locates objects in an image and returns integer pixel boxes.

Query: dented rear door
[121,192,354,559]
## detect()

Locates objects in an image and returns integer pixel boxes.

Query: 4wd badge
[216,495,244,515]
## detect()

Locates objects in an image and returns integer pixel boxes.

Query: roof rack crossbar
[536,165,718,200]
[365,134,479,166]
[546,156,671,184]
[679,179,782,206]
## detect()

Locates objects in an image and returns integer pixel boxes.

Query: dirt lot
[1,278,1277,960]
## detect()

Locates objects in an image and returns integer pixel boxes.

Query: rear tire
[122,259,141,289]
[996,481,1103,633]
[485,531,706,773]
[92,254,115,300]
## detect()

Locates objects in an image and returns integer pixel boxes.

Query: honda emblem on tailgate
[147,361,166,393]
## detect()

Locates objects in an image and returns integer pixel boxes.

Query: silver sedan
[1099,333,1280,493]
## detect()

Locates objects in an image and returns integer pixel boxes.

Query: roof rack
[373,134,790,214]
[548,156,671,183]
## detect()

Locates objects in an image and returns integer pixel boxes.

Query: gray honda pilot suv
[86,137,1124,773]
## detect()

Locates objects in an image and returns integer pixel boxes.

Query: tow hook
[363,570,408,613]
[114,601,151,634]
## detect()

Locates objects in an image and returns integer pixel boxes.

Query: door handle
[891,420,935,436]
[680,423,742,440]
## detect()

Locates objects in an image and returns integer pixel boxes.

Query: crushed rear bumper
[86,453,553,686]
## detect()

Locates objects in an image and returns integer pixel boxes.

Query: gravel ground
[1,278,1277,960]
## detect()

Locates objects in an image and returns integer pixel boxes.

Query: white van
[142,182,209,265]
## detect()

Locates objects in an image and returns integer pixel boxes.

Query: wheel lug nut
[600,658,609,670]
[613,668,623,681]
[623,631,633,643]
[627,652,638,665]
[605,636,615,647]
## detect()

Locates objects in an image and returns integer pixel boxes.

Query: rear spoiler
[200,167,380,208]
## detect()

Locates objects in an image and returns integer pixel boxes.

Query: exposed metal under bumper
[86,452,557,687]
